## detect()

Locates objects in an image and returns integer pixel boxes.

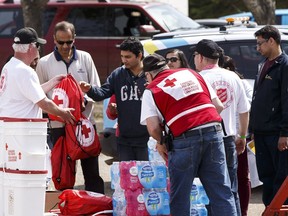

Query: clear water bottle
[193,178,209,205]
[190,204,208,216]
[112,188,126,216]
[196,178,209,205]
[110,162,120,190]
[147,137,165,162]
[190,183,199,204]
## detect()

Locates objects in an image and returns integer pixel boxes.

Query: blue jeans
[223,136,241,216]
[254,134,288,206]
[168,127,237,216]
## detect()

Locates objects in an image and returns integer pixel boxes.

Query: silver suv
[141,26,288,86]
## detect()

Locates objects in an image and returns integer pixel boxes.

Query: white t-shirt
[200,67,250,136]
[236,79,253,133]
[36,50,101,127]
[0,57,46,118]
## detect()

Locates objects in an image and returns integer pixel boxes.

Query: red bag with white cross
[48,74,84,122]
[65,114,101,160]
[49,74,100,160]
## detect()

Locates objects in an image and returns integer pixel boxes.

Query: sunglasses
[57,40,74,45]
[166,57,179,63]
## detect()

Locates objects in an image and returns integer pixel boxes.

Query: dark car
[0,0,202,83]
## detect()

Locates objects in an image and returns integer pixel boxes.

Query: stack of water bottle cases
[111,137,209,216]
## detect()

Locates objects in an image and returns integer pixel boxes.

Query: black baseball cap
[14,27,46,45]
[194,39,223,59]
[143,53,167,73]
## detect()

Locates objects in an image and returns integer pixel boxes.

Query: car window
[67,6,154,37]
[43,7,57,35]
[155,41,262,80]
[0,9,23,37]
[220,42,262,80]
[114,7,151,37]
[107,7,149,37]
[145,4,201,32]
[67,7,111,36]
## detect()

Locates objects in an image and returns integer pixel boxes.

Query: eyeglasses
[166,57,179,63]
[57,40,74,45]
[256,39,268,46]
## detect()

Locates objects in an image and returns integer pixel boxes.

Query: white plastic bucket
[0,168,4,216]
[0,118,5,168]
[4,118,48,170]
[3,169,47,216]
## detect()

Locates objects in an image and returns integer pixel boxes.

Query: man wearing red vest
[140,53,237,215]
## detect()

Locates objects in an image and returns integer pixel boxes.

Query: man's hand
[108,103,117,115]
[51,74,66,86]
[79,81,91,93]
[235,137,246,155]
[278,137,288,151]
[156,143,168,163]
[59,108,76,125]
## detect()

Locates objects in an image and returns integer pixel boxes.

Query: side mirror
[139,25,160,37]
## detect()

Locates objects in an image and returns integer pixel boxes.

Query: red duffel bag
[65,114,101,160]
[58,189,113,215]
[49,74,84,122]
[51,136,76,190]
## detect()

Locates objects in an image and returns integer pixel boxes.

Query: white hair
[12,43,30,53]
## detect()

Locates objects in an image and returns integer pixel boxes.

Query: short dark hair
[165,49,191,68]
[254,25,281,44]
[120,37,144,59]
[54,21,75,37]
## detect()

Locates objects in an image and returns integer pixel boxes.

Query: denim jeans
[168,128,237,216]
[223,136,241,216]
[254,134,288,206]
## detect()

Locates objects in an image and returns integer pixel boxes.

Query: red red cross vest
[146,68,222,137]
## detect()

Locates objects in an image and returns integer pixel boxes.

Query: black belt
[174,124,222,140]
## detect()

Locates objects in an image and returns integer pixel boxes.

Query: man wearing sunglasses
[36,21,104,194]
[0,27,75,123]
